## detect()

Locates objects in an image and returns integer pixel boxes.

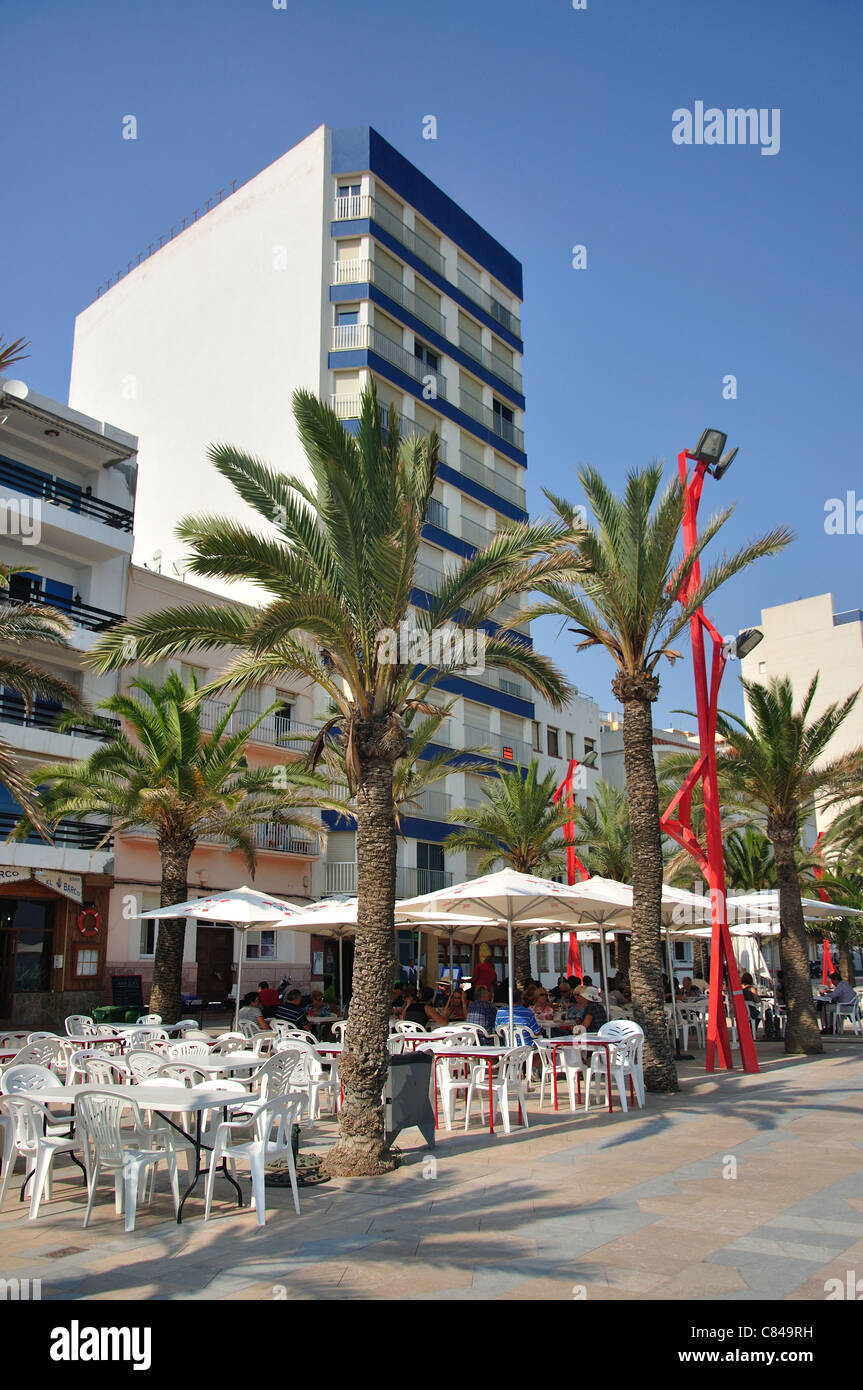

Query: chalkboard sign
[111,974,143,1007]
[385,1053,435,1149]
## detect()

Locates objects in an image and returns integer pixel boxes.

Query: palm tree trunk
[839,937,856,987]
[323,730,400,1177]
[614,674,678,1092]
[514,933,532,989]
[770,817,822,1055]
[151,835,194,1024]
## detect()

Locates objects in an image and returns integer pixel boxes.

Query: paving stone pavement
[1,1042,862,1301]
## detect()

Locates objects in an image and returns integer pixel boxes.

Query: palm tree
[723,826,777,892]
[569,780,632,883]
[713,675,861,1054]
[17,672,328,1020]
[537,465,791,1090]
[86,385,571,1175]
[0,564,86,835]
[803,861,863,987]
[445,760,570,985]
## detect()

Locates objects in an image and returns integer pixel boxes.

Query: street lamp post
[659,432,760,1074]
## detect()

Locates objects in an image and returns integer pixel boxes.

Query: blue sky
[4,0,861,724]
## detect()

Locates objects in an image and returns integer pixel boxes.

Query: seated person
[275,987,310,1030]
[817,971,857,1032]
[607,973,629,1007]
[679,976,703,1001]
[525,985,553,1019]
[550,978,572,1006]
[400,986,428,1027]
[567,985,607,1033]
[391,983,406,1013]
[415,986,452,1028]
[448,984,468,1022]
[237,990,270,1031]
[257,980,280,1018]
[493,988,540,1038]
[309,989,326,1017]
[466,985,497,1039]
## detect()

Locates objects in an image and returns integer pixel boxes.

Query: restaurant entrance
[0,898,56,1017]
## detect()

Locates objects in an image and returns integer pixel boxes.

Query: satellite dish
[2,380,28,399]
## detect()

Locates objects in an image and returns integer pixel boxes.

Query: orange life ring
[77,909,101,937]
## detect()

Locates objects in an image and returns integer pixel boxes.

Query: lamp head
[690,428,727,466]
[711,447,738,481]
[721,628,763,661]
[581,748,598,769]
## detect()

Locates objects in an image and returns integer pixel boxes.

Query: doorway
[0,898,56,1017]
[195,925,235,1003]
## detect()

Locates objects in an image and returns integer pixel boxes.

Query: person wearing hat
[566,984,607,1033]
[578,974,602,1003]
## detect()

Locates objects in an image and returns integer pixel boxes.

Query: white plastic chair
[829,996,862,1036]
[534,1040,572,1109]
[204,1095,301,1227]
[76,1091,180,1232]
[435,1055,474,1131]
[211,1033,246,1054]
[247,1050,304,1103]
[0,1095,82,1219]
[273,1028,319,1049]
[393,1021,427,1035]
[72,1053,132,1087]
[464,1047,531,1134]
[26,1031,59,1043]
[589,1022,646,1113]
[136,1014,162,1026]
[125,1027,169,1049]
[162,1040,211,1059]
[0,1064,75,1135]
[6,1038,70,1075]
[330,1021,347,1042]
[64,1015,96,1038]
[126,1050,165,1083]
[287,1046,339,1123]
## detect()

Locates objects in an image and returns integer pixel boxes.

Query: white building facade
[0,378,135,1023]
[68,123,601,986]
[740,593,863,833]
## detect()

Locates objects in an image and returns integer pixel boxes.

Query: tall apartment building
[68,123,601,983]
[0,377,135,1024]
[740,593,863,832]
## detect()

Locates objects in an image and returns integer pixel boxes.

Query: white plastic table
[18,1082,251,1222]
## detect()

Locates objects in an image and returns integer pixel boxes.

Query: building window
[75,948,99,978]
[336,305,359,326]
[493,398,514,428]
[414,340,440,372]
[338,182,360,198]
[566,731,574,760]
[532,721,542,752]
[246,931,276,960]
[140,920,156,957]
[547,727,560,758]
[584,737,596,759]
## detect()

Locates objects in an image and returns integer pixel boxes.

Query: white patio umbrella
[272,897,501,1007]
[140,885,307,1028]
[397,869,621,1029]
[729,890,863,924]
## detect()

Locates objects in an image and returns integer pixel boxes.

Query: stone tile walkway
[2,1040,862,1301]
